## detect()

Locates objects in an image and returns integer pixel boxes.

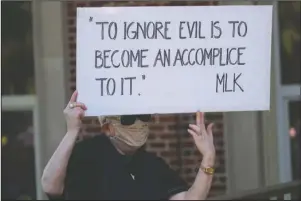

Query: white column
[32,1,68,199]
[221,0,279,194]
[260,1,280,186]
[224,112,264,193]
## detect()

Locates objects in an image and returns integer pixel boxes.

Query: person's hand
[188,112,215,166]
[63,90,87,133]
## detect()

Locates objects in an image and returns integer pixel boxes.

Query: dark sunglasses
[120,114,152,125]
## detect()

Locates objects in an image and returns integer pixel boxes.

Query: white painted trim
[281,85,301,99]
[31,1,69,199]
[33,106,43,200]
[31,0,47,199]
[2,98,42,200]
[61,1,72,102]
[273,1,293,183]
[281,99,293,180]
[2,95,36,110]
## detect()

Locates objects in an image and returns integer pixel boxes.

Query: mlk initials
[216,73,244,93]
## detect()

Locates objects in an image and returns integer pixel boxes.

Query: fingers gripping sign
[64,90,88,133]
[188,111,215,161]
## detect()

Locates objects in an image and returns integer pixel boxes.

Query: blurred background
[1,1,300,200]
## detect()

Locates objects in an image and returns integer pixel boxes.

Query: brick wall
[66,1,226,197]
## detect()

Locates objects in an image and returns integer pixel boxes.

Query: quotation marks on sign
[95,75,147,97]
[92,20,249,96]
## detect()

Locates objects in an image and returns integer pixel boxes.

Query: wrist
[66,129,80,137]
[202,154,215,167]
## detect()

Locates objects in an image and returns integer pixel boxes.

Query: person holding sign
[41,91,216,200]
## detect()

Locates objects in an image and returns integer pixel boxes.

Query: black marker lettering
[95,22,117,40]
[224,73,233,92]
[153,49,163,67]
[182,49,189,66]
[95,78,107,96]
[95,49,149,68]
[188,49,196,65]
[124,77,136,95]
[103,50,111,68]
[216,73,244,93]
[197,21,206,39]
[140,49,148,68]
[179,21,186,39]
[233,73,244,92]
[216,73,225,93]
[121,50,130,67]
[108,22,118,40]
[95,50,103,68]
[228,48,236,65]
[106,78,116,95]
[164,21,171,40]
[124,21,171,40]
[238,21,247,37]
[179,21,205,39]
[237,47,246,65]
[111,50,120,68]
[153,49,171,67]
[163,49,171,67]
[228,21,239,37]
[211,21,222,39]
[187,21,196,38]
[212,48,220,65]
[229,21,248,38]
[121,77,124,95]
[173,49,183,66]
[95,21,109,40]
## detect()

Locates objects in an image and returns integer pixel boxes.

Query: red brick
[149,142,165,148]
[82,117,93,124]
[159,115,176,122]
[161,151,175,157]
[149,124,165,131]
[68,35,74,42]
[89,1,107,7]
[76,2,89,7]
[69,60,76,66]
[183,159,195,165]
[67,2,74,10]
[85,126,101,133]
[67,19,75,26]
[182,141,194,148]
[68,26,76,33]
[69,43,76,50]
[159,133,177,140]
[170,160,181,166]
[69,51,76,59]
[67,9,76,18]
[70,76,76,83]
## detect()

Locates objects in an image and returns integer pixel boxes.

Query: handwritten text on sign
[76,6,273,116]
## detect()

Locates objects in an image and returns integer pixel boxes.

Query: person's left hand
[188,112,215,166]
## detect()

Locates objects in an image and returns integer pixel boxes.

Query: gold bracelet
[196,164,215,175]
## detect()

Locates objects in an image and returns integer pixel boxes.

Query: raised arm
[41,91,87,197]
[170,112,216,200]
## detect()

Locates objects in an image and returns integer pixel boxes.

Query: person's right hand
[63,90,87,133]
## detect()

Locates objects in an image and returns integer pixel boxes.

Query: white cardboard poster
[76,6,273,116]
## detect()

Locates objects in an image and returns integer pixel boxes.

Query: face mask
[105,117,149,147]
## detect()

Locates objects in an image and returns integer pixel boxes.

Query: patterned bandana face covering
[98,116,150,147]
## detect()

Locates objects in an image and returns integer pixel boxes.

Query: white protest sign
[76,6,273,116]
